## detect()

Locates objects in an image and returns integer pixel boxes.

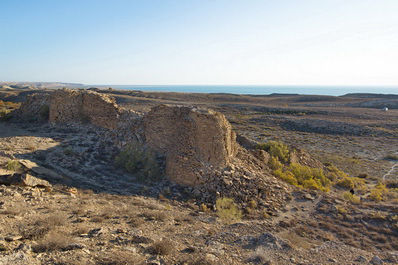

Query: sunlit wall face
[1,0,397,86]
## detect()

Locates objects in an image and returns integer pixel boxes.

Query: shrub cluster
[115,142,162,183]
[256,141,290,163]
[6,160,21,172]
[369,182,388,202]
[342,191,360,204]
[0,100,20,119]
[216,197,242,224]
[273,163,330,192]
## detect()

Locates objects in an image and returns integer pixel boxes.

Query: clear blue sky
[1,0,397,85]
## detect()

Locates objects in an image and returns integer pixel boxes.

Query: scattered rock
[370,255,384,265]
[63,243,86,250]
[5,235,22,241]
[0,173,51,188]
[88,228,103,237]
[0,169,14,176]
[19,159,63,181]
[354,255,368,263]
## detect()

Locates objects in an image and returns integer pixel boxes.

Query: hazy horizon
[1,0,397,87]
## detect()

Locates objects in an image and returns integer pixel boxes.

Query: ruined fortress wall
[49,89,120,129]
[144,105,237,185]
[81,92,120,129]
[15,93,50,120]
[49,90,83,123]
[17,91,239,186]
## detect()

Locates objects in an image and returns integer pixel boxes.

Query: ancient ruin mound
[49,89,122,129]
[15,90,242,186]
[144,105,237,185]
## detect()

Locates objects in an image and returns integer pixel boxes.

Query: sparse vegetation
[6,160,21,172]
[216,197,242,224]
[342,191,361,204]
[151,239,174,255]
[369,182,388,202]
[32,231,74,253]
[115,142,162,182]
[273,163,330,191]
[0,100,19,120]
[256,140,290,163]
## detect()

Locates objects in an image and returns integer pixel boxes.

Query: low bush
[216,197,242,224]
[115,142,162,182]
[0,100,19,120]
[336,177,354,190]
[342,191,360,204]
[326,165,347,182]
[6,160,21,172]
[369,182,388,202]
[151,239,174,255]
[32,231,74,253]
[256,140,290,163]
[268,156,283,170]
[272,163,330,191]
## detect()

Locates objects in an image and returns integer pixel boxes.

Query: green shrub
[335,177,354,190]
[370,189,383,202]
[369,182,388,202]
[115,142,161,182]
[326,165,347,182]
[272,163,330,192]
[268,156,283,170]
[216,197,242,224]
[342,191,360,204]
[289,163,330,191]
[256,141,290,163]
[273,169,298,186]
[6,160,21,172]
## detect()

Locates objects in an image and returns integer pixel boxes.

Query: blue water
[91,85,398,96]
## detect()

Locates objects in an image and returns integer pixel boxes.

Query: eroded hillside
[1,89,398,264]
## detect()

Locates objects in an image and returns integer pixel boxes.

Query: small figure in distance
[350,188,355,195]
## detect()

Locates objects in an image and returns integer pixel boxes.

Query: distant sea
[91,85,398,96]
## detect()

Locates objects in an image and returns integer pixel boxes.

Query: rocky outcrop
[144,105,237,185]
[0,169,51,188]
[49,89,122,129]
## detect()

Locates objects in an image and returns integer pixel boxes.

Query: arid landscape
[1,85,398,264]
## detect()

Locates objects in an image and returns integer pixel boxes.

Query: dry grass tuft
[140,210,168,222]
[32,230,74,253]
[150,239,174,255]
[19,213,68,240]
[95,251,145,265]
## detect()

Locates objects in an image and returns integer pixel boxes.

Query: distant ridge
[0,81,84,89]
[342,93,398,99]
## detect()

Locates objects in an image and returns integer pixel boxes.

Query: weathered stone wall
[49,89,121,129]
[14,93,50,121]
[16,91,242,187]
[144,105,237,185]
[49,90,84,124]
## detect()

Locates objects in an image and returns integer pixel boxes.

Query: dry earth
[1,88,398,264]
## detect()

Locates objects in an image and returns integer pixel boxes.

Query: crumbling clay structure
[16,90,240,186]
[144,105,237,185]
[49,89,122,129]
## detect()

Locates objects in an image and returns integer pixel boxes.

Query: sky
[1,0,397,86]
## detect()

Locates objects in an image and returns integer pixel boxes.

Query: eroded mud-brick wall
[144,105,237,185]
[49,89,121,129]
